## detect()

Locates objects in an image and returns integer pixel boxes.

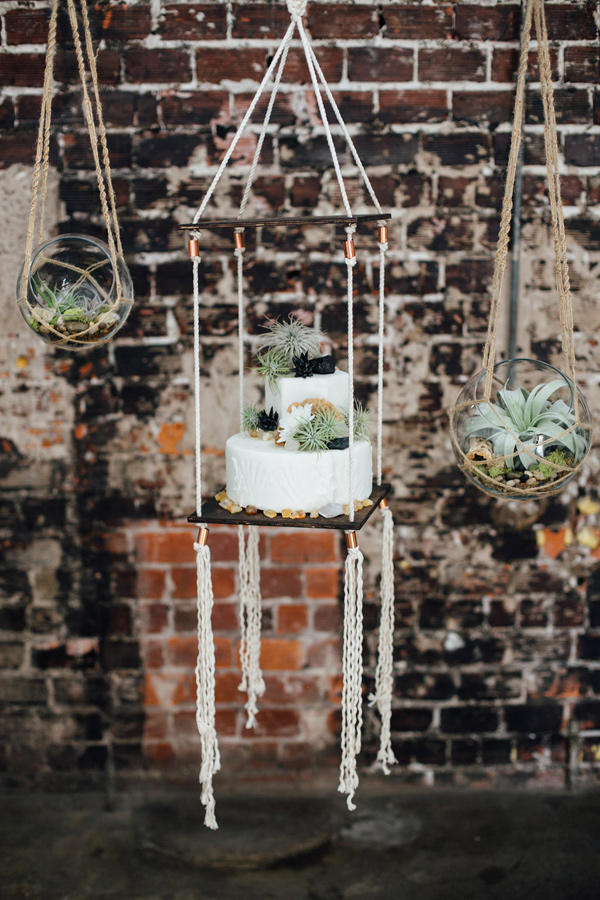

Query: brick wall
[1,0,600,791]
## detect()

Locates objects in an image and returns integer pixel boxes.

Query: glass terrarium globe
[449,358,592,500]
[17,234,133,350]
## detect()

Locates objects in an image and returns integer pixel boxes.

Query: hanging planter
[450,358,592,499]
[18,0,132,351]
[449,0,592,500]
[17,234,133,349]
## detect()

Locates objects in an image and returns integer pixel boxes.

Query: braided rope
[339,544,364,810]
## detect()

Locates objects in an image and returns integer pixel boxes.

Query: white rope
[195,539,221,830]
[376,234,388,486]
[346,227,357,522]
[238,525,265,728]
[192,20,295,224]
[235,243,245,430]
[339,543,364,810]
[297,19,352,217]
[304,40,383,215]
[368,506,396,774]
[192,253,203,515]
[286,0,307,17]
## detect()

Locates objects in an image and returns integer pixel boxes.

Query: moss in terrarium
[256,348,293,385]
[535,448,572,480]
[242,404,261,433]
[487,465,507,479]
[294,407,347,452]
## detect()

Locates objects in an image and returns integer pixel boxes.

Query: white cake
[221,318,373,517]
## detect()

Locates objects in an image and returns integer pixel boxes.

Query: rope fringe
[238,526,265,729]
[368,506,397,774]
[194,540,221,830]
[339,543,364,811]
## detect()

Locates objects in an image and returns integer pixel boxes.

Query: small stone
[65,321,87,334]
[245,505,257,515]
[230,504,242,514]
[294,510,306,519]
[343,504,350,515]
[506,479,518,487]
[281,508,293,518]
[215,490,226,501]
[218,499,231,510]
[353,500,362,511]
[533,469,547,481]
[249,429,259,438]
[362,498,373,507]
[264,509,277,518]
[310,510,319,518]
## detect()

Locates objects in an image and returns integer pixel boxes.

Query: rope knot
[286,0,307,20]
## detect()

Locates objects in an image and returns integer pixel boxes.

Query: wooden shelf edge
[179,213,391,231]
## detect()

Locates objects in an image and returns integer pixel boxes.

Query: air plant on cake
[258,314,324,362]
[278,401,349,452]
[256,348,293,386]
[462,379,587,489]
[242,404,261,433]
[344,402,370,442]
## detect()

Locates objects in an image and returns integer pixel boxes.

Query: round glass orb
[449,358,592,499]
[16,234,133,350]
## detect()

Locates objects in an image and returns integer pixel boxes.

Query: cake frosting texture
[226,433,372,513]
[265,369,349,417]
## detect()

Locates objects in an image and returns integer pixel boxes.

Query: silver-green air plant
[344,401,370,441]
[258,315,324,362]
[256,348,293,386]
[464,380,586,470]
[242,404,261,433]
[30,276,107,331]
[294,407,347,452]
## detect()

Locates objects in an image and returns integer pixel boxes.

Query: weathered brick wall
[1,0,600,791]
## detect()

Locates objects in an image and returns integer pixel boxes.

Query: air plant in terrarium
[17,234,133,350]
[450,359,592,499]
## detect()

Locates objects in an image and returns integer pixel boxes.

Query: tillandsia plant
[29,275,120,337]
[242,404,261,433]
[464,379,587,487]
[256,348,293,385]
[294,406,348,452]
[344,402,370,442]
[258,315,324,362]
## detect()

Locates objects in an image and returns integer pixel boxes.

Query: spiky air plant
[464,380,586,470]
[258,315,324,362]
[294,407,348,452]
[256,348,293,386]
[344,402,370,442]
[242,404,261,433]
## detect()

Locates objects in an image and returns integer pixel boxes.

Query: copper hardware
[378,225,388,244]
[344,239,355,259]
[345,531,358,549]
[234,231,245,250]
[188,237,200,258]
[196,526,209,546]
[379,497,388,510]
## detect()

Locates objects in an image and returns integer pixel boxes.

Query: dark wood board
[179,213,391,231]
[187,482,391,531]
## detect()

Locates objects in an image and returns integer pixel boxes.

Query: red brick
[159,3,227,40]
[260,567,302,599]
[384,5,452,39]
[144,710,168,740]
[101,4,152,40]
[0,53,45,87]
[419,48,486,83]
[251,708,300,737]
[259,638,303,671]
[379,90,447,124]
[135,569,166,599]
[144,741,175,763]
[455,4,519,41]
[565,47,600,83]
[453,91,514,126]
[348,47,413,83]
[171,565,235,599]
[290,176,321,208]
[213,603,239,632]
[306,568,339,600]
[277,604,308,634]
[0,130,37,167]
[306,638,341,669]
[174,708,237,737]
[140,603,168,634]
[145,672,194,707]
[263,674,322,704]
[232,3,289,39]
[215,671,244,703]
[545,5,596,40]
[208,531,239,562]
[144,640,165,670]
[280,47,343,84]
[270,531,338,564]
[491,48,559,83]
[196,48,265,83]
[314,603,342,631]
[5,9,52,44]
[308,4,379,39]
[124,49,192,84]
[167,635,231,668]
[135,531,195,564]
[161,92,227,126]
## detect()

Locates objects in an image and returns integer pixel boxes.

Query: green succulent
[294,407,347,452]
[256,348,293,385]
[242,404,261,433]
[464,379,586,470]
[258,315,323,362]
[344,402,370,441]
[33,276,92,325]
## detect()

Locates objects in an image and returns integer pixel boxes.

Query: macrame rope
[368,506,396,774]
[376,232,388,486]
[345,226,357,521]
[339,543,364,810]
[235,241,245,430]
[195,538,221,830]
[192,253,203,516]
[238,525,265,728]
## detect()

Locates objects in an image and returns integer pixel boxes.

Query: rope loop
[286,0,307,20]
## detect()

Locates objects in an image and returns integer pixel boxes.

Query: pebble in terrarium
[17,234,133,350]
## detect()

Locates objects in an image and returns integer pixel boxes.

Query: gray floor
[2,788,599,899]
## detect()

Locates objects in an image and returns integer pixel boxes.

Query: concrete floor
[2,788,599,899]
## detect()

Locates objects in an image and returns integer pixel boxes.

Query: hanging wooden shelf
[188,482,391,531]
[179,213,391,231]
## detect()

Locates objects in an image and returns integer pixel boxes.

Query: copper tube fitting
[188,237,200,258]
[345,531,358,550]
[378,225,388,244]
[196,526,209,546]
[379,497,388,510]
[234,231,245,250]
[344,239,355,259]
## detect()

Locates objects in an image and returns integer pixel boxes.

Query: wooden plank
[179,213,391,231]
[187,482,391,531]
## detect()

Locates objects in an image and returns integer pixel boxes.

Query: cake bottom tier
[226,433,373,513]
